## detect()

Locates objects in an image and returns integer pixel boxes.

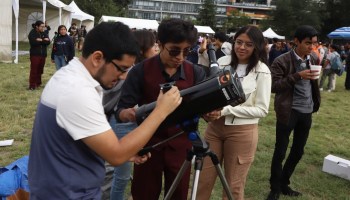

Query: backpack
[330,52,345,76]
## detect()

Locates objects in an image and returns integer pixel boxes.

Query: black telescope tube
[207,43,220,76]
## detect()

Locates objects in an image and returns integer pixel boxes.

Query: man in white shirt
[28,22,182,200]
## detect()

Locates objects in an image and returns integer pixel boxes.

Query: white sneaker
[319,88,323,91]
[327,89,331,92]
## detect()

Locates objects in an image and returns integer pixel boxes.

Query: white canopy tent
[263,28,285,40]
[99,16,159,30]
[67,1,94,31]
[0,0,13,63]
[195,25,215,34]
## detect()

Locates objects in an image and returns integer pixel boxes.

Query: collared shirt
[292,50,313,113]
[28,57,110,199]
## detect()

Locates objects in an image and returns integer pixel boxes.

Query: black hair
[330,44,339,52]
[272,37,279,43]
[294,25,318,43]
[82,22,139,62]
[32,20,44,29]
[57,25,67,34]
[231,25,268,74]
[132,30,156,63]
[214,32,228,43]
[157,18,197,45]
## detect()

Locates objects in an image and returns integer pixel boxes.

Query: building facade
[127,0,276,28]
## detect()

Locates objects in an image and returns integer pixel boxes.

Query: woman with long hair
[51,25,75,70]
[197,25,272,200]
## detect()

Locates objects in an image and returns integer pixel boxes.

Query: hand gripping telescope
[135,44,246,128]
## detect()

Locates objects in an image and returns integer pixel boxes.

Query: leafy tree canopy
[197,0,217,29]
[61,0,127,24]
[223,9,250,33]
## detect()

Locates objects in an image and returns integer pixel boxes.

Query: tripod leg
[164,152,194,200]
[209,151,234,200]
[190,168,200,200]
[189,155,204,200]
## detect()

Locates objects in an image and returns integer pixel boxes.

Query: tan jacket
[217,56,272,125]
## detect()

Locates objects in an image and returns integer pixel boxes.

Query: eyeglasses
[234,40,254,49]
[111,61,129,73]
[164,46,191,57]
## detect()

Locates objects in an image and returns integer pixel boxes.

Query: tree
[197,0,217,29]
[320,0,350,40]
[61,0,127,24]
[223,9,251,33]
[269,0,322,39]
[113,0,132,7]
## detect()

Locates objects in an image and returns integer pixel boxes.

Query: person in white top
[197,25,272,200]
[28,22,182,200]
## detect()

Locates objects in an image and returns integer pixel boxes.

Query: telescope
[135,44,246,128]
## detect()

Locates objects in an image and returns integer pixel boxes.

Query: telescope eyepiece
[160,81,175,93]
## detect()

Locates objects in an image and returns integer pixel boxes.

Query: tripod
[164,130,234,200]
[137,118,234,200]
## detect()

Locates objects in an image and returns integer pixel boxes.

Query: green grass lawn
[0,45,349,199]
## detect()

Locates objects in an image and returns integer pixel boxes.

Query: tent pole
[15,16,18,64]
[13,0,19,64]
[43,0,46,22]
[59,7,62,25]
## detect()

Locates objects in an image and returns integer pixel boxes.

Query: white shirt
[41,57,111,140]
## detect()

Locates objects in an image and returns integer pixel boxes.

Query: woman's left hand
[202,110,221,122]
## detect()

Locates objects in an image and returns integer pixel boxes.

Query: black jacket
[28,29,50,57]
[51,34,75,61]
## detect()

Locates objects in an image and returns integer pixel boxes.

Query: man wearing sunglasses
[116,18,206,200]
[28,22,182,200]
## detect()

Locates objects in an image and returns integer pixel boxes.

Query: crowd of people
[27,17,350,200]
[27,21,87,90]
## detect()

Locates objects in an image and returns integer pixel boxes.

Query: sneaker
[28,87,36,91]
[327,89,331,92]
[266,191,280,200]
[319,88,323,91]
[281,186,302,197]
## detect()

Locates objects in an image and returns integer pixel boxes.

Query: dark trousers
[29,56,46,88]
[345,68,350,90]
[131,136,191,200]
[269,109,312,192]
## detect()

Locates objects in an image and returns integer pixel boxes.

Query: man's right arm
[82,87,182,166]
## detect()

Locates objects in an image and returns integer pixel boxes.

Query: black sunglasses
[164,47,191,57]
[111,61,129,73]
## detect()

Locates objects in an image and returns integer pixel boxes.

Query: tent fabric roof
[48,0,70,9]
[263,28,285,40]
[68,1,94,21]
[99,16,159,30]
[327,27,350,39]
[195,25,215,34]
[21,0,73,11]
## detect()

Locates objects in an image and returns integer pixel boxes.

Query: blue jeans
[54,55,67,70]
[109,116,137,200]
